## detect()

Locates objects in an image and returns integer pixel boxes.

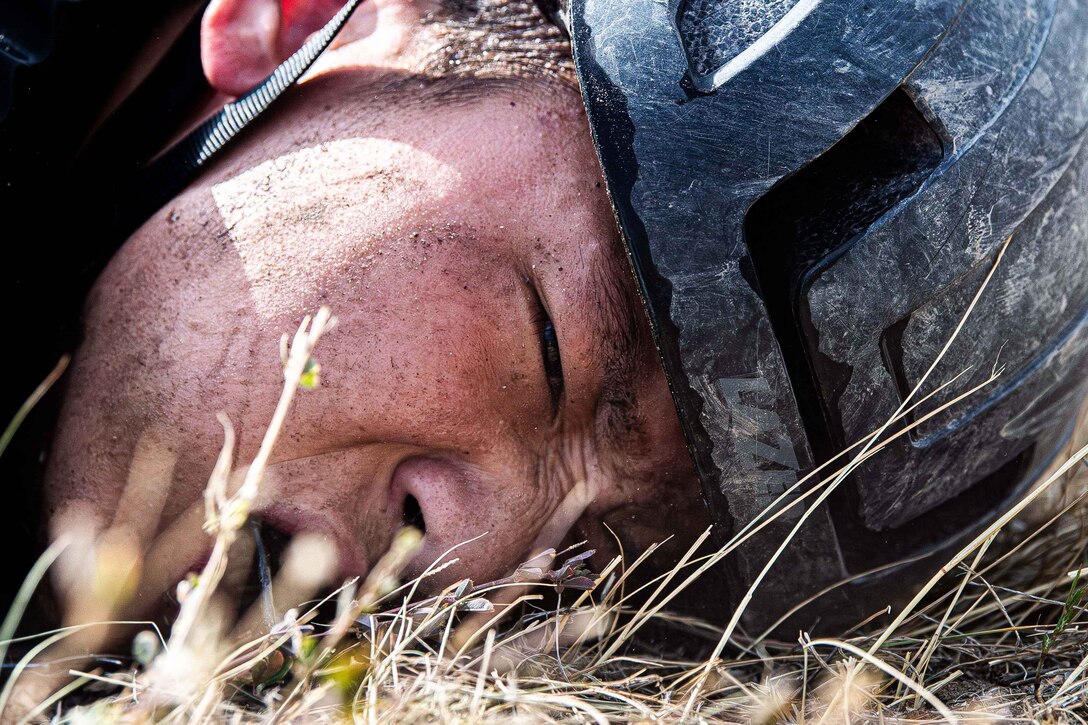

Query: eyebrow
[422,0,576,84]
[587,250,654,461]
[342,74,539,117]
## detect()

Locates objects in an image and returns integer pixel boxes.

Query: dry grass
[3,271,1088,722]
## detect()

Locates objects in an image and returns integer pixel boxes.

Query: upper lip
[255,503,367,579]
[243,448,480,585]
[253,450,412,581]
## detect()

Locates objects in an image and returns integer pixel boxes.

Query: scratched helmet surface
[566,0,1088,631]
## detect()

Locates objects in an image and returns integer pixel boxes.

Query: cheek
[284,244,556,453]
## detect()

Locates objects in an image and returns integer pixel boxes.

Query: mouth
[171,518,296,626]
[163,454,440,628]
[238,518,294,624]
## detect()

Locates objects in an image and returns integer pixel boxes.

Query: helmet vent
[675,0,802,89]
[744,87,944,463]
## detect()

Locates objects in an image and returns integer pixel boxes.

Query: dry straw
[2,244,1088,723]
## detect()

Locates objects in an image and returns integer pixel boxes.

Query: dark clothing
[0,0,206,630]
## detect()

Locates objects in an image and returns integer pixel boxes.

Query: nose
[390,456,511,586]
[256,449,510,590]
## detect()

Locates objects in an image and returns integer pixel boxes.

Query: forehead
[182,73,619,320]
[201,77,600,225]
[208,75,593,209]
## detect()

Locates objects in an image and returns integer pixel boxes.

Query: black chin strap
[116,0,368,238]
[533,0,570,38]
[115,0,569,239]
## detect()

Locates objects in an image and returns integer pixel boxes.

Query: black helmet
[564,0,1088,631]
[6,0,1082,635]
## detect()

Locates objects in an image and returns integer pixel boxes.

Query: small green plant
[1035,568,1088,699]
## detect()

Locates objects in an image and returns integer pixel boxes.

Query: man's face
[45,3,705,607]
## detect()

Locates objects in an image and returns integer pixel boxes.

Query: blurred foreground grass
[2,306,1087,723]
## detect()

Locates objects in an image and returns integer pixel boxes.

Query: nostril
[402,494,426,535]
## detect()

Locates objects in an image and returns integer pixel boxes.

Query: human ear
[200,0,344,96]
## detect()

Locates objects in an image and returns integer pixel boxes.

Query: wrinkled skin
[45,0,707,612]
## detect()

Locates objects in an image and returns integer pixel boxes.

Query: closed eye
[533,304,565,413]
